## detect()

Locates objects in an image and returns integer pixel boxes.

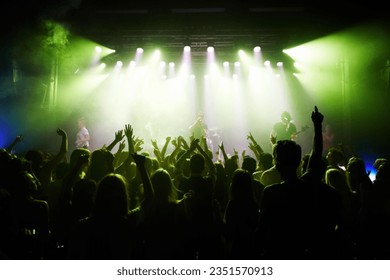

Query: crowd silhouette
[1,106,389,260]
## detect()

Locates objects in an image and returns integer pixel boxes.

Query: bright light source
[253,46,261,53]
[277,62,283,67]
[184,46,191,52]
[136,48,144,54]
[207,46,214,53]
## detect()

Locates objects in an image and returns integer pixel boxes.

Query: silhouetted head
[242,155,257,174]
[259,152,273,170]
[376,162,390,182]
[92,173,129,217]
[88,148,114,182]
[151,168,177,202]
[189,153,205,174]
[69,148,91,170]
[230,169,253,201]
[326,147,345,167]
[274,140,302,178]
[24,150,44,170]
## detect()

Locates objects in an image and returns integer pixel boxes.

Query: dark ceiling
[71,1,388,58]
[2,0,389,66]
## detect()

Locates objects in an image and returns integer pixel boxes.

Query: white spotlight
[253,46,261,53]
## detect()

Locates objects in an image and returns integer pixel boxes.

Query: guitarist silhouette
[270,111,308,144]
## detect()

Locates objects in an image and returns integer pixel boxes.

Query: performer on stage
[270,111,297,144]
[189,112,208,140]
[75,117,90,149]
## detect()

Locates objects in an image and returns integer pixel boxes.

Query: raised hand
[134,137,144,153]
[15,135,23,142]
[311,105,324,125]
[114,129,125,143]
[117,140,126,152]
[124,124,135,154]
[218,141,225,152]
[151,139,158,149]
[56,128,66,137]
[247,131,256,143]
[270,134,277,145]
[171,137,178,148]
[189,138,200,151]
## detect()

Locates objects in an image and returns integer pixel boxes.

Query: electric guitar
[291,125,310,140]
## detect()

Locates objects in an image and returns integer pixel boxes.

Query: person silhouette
[189,112,208,140]
[270,111,297,144]
[75,118,90,150]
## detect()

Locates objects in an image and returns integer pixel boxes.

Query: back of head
[231,169,253,200]
[69,148,91,170]
[151,168,176,202]
[374,158,388,170]
[88,148,114,182]
[274,140,302,175]
[325,168,349,193]
[93,173,128,217]
[326,147,344,166]
[346,157,366,175]
[24,150,44,169]
[242,155,257,174]
[189,153,205,174]
[376,162,390,182]
[225,155,239,176]
[259,152,273,170]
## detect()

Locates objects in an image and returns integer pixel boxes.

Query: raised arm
[115,125,134,175]
[195,139,216,178]
[247,131,264,160]
[112,139,126,168]
[5,135,23,152]
[307,105,324,170]
[218,141,229,164]
[45,128,69,172]
[105,129,125,152]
